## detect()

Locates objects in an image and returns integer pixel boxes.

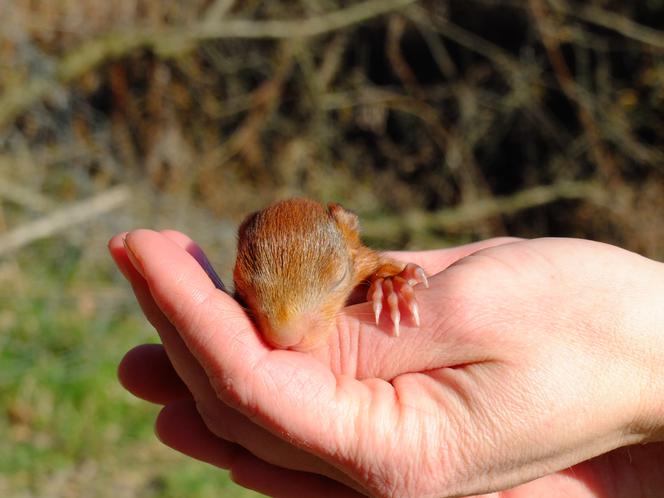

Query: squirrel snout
[258,312,330,351]
[262,322,305,349]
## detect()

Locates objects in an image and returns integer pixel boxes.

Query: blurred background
[1,0,662,496]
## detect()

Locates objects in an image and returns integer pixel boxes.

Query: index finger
[121,230,359,443]
[384,236,523,275]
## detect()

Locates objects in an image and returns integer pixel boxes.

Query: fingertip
[119,228,249,358]
[107,232,129,264]
[230,455,364,498]
[123,229,165,273]
[123,229,169,260]
[122,228,159,250]
[156,400,237,469]
[159,229,193,247]
[118,343,191,404]
[108,232,137,280]
[155,400,192,445]
[123,229,207,288]
[108,231,129,252]
[160,230,228,292]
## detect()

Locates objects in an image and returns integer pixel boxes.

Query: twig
[0,0,416,128]
[529,0,617,181]
[203,0,237,23]
[406,6,522,73]
[469,0,664,50]
[386,15,423,98]
[0,179,55,213]
[195,0,417,39]
[323,87,452,148]
[411,16,458,78]
[0,185,130,256]
[317,33,349,91]
[361,181,609,239]
[548,0,664,50]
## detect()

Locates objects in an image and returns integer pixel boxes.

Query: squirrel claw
[409,299,420,327]
[401,262,429,288]
[367,264,426,336]
[371,279,384,324]
[391,309,400,336]
[386,279,400,336]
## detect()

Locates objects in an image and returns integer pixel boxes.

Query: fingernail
[123,236,145,277]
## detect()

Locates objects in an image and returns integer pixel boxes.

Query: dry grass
[0,0,663,496]
[2,0,663,257]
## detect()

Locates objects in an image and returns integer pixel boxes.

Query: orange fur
[233,198,409,349]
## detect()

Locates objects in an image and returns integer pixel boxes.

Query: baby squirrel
[233,198,428,350]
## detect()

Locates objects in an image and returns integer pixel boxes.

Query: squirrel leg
[367,262,428,336]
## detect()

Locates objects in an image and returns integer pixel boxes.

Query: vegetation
[0,240,262,497]
[1,0,662,496]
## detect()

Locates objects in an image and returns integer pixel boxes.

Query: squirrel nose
[261,320,308,349]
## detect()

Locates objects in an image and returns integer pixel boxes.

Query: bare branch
[529,0,618,181]
[406,7,522,73]
[0,0,416,128]
[203,0,237,23]
[196,0,417,39]
[0,180,55,213]
[549,0,664,50]
[0,185,130,256]
[362,181,609,239]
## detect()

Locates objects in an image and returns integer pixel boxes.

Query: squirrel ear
[328,202,361,240]
[237,210,259,239]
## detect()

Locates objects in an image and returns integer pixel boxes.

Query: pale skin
[110,230,664,498]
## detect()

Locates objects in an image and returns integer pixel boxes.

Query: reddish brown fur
[233,198,407,349]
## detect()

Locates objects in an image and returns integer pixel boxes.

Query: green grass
[0,240,263,498]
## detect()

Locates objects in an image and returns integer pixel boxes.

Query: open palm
[111,230,664,498]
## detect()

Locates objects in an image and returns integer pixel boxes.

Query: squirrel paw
[367,263,428,336]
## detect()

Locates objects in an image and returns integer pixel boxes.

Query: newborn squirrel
[233,198,428,350]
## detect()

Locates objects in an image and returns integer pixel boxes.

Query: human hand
[111,231,664,498]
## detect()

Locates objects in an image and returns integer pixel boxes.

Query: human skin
[110,230,664,498]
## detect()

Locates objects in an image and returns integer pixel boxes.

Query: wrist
[624,256,664,443]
